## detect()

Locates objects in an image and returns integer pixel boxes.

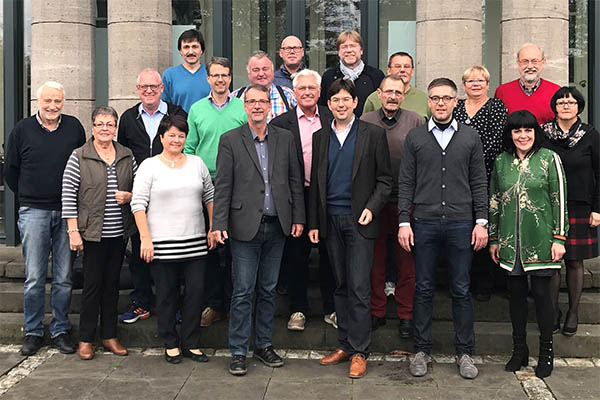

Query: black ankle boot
[535,338,554,378]
[505,335,529,372]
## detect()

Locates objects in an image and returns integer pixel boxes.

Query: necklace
[160,153,182,168]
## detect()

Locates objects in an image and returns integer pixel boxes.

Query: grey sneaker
[409,351,431,377]
[287,312,306,331]
[324,312,338,329]
[456,354,479,379]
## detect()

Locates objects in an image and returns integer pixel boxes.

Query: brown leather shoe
[320,349,349,366]
[78,342,94,360]
[201,307,224,327]
[102,338,128,356]
[349,354,367,379]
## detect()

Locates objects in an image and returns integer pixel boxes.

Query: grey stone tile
[24,353,120,378]
[1,377,100,400]
[270,358,350,384]
[430,363,523,390]
[544,367,600,399]
[353,361,437,387]
[352,384,439,400]
[0,353,25,376]
[265,381,352,400]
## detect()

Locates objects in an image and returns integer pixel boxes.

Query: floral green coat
[489,148,569,272]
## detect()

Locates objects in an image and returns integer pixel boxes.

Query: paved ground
[0,346,598,399]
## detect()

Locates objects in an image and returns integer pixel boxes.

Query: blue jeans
[412,219,474,356]
[229,221,285,356]
[18,207,72,338]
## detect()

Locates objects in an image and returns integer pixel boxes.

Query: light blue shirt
[138,101,168,142]
[162,64,210,112]
[428,118,458,150]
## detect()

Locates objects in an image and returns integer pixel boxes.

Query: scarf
[542,118,588,149]
[339,60,365,82]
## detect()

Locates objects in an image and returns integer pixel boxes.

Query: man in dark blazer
[212,84,305,376]
[271,69,337,332]
[308,78,392,379]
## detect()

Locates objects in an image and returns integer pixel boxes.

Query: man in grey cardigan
[397,78,488,380]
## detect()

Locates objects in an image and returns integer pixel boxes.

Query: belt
[261,215,278,223]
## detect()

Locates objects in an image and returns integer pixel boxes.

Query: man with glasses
[494,43,560,124]
[319,30,384,118]
[184,57,247,328]
[363,52,430,120]
[4,81,85,356]
[274,35,306,89]
[212,84,305,376]
[361,75,425,338]
[162,29,210,113]
[270,69,337,332]
[117,68,187,325]
[233,51,297,122]
[398,78,488,380]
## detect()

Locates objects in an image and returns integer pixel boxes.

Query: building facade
[1,0,598,244]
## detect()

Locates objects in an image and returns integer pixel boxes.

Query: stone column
[31,0,95,132]
[107,0,171,117]
[416,0,482,97]
[500,0,569,86]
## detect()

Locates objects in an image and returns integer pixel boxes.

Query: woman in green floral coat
[489,110,568,379]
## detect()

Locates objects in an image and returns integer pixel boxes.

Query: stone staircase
[1,245,599,357]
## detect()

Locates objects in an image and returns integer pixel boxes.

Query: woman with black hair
[488,110,568,378]
[542,87,599,337]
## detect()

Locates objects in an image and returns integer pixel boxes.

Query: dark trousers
[508,275,554,341]
[128,232,155,310]
[412,219,475,356]
[79,237,126,342]
[204,244,232,313]
[326,214,374,358]
[151,257,207,349]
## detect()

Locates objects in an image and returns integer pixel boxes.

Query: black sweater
[117,102,187,165]
[397,122,488,223]
[4,114,86,210]
[542,123,600,212]
[318,64,384,118]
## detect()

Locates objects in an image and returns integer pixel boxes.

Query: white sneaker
[384,281,396,297]
[287,312,306,331]
[324,312,338,329]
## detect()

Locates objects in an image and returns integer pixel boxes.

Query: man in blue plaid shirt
[233,50,296,122]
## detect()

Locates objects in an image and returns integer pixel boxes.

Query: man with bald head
[117,68,187,324]
[274,35,306,89]
[5,81,86,356]
[494,43,560,124]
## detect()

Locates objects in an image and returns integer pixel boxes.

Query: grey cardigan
[397,121,488,224]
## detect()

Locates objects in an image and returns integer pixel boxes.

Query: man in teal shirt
[363,52,430,120]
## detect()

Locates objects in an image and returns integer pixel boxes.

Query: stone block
[0,262,6,277]
[563,358,595,367]
[108,0,171,24]
[31,0,95,24]
[501,0,568,20]
[417,0,482,21]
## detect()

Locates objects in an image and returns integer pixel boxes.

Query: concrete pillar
[30,0,95,132]
[416,0,482,97]
[500,0,569,86]
[107,0,171,117]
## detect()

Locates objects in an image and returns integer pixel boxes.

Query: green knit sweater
[489,148,569,272]
[184,96,247,179]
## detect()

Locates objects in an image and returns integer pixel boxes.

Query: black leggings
[508,275,554,341]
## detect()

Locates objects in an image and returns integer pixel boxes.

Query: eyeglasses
[518,58,543,66]
[428,96,455,104]
[281,46,303,53]
[556,100,578,107]
[208,73,230,79]
[137,84,161,92]
[464,79,487,85]
[244,99,270,105]
[93,122,116,129]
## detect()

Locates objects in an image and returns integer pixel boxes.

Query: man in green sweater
[362,52,430,121]
[184,56,247,327]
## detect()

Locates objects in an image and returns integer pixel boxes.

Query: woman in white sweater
[131,115,215,364]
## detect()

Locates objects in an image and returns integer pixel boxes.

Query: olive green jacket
[489,148,568,272]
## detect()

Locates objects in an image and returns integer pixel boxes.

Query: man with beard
[494,43,560,124]
[274,35,306,89]
[162,29,210,112]
[318,30,384,118]
[360,75,424,338]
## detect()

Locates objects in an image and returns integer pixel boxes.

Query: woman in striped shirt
[62,106,137,360]
[131,115,215,364]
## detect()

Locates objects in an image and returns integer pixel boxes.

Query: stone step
[0,312,597,358]
[1,281,599,324]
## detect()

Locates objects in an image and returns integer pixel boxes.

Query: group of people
[4,27,598,383]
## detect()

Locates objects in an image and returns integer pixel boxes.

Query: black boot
[505,335,529,372]
[535,338,554,378]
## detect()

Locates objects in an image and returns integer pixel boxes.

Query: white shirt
[331,116,356,147]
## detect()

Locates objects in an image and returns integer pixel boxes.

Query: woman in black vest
[62,106,137,360]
